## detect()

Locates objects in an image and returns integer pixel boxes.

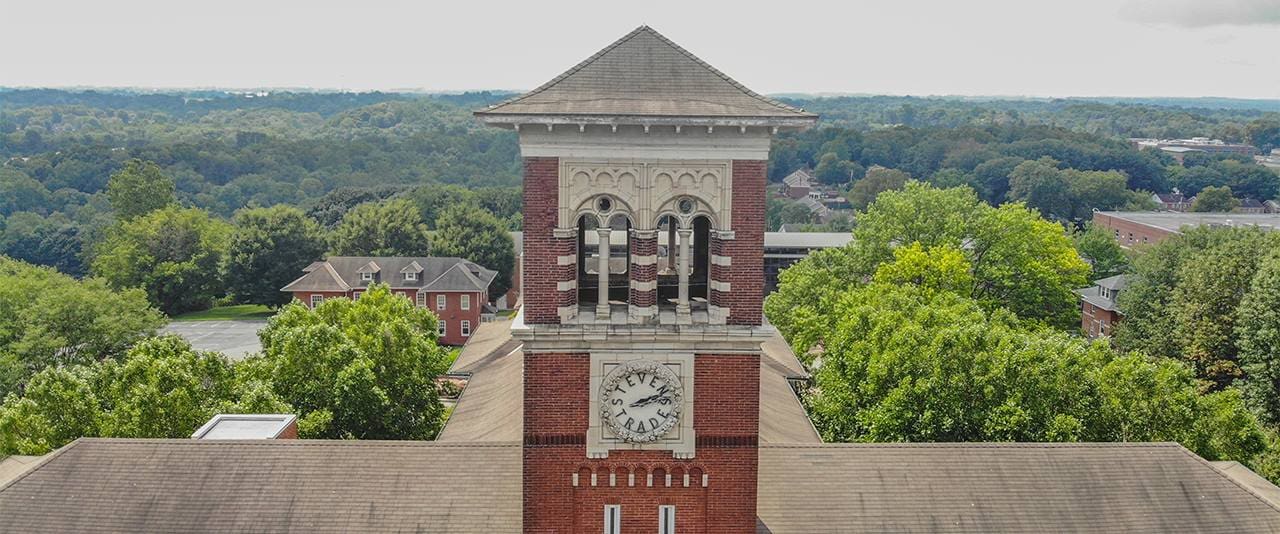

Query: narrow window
[438,320,447,336]
[659,505,675,534]
[603,505,621,534]
[416,292,425,307]
[310,294,323,308]
[461,320,471,337]
[437,294,447,310]
[461,294,471,310]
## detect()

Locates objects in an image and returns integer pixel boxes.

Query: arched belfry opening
[577,196,632,320]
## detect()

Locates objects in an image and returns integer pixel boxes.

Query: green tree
[1238,250,1280,425]
[329,199,431,257]
[0,335,260,455]
[1073,222,1129,279]
[814,153,864,185]
[1247,119,1280,154]
[805,283,1267,468]
[767,182,1089,349]
[0,169,50,217]
[105,159,176,221]
[226,205,327,307]
[1116,227,1280,389]
[1007,158,1071,219]
[0,257,163,396]
[254,284,450,439]
[849,167,910,211]
[92,206,232,315]
[1190,185,1240,212]
[430,204,516,300]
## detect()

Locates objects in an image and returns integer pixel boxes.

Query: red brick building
[281,256,495,345]
[1076,274,1126,338]
[1093,211,1280,248]
[476,25,816,533]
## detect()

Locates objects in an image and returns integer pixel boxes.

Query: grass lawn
[171,304,275,322]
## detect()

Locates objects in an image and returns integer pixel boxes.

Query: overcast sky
[4,0,1279,98]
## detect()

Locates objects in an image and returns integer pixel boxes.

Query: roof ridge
[0,438,82,494]
[71,437,522,448]
[1176,443,1280,514]
[760,441,1185,449]
[481,25,652,113]
[637,26,806,115]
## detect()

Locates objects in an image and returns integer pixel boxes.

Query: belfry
[477,25,816,533]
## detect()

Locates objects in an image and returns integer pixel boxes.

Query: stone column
[667,224,677,272]
[676,228,692,322]
[596,227,612,320]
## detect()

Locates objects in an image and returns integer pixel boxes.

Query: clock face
[600,360,683,443]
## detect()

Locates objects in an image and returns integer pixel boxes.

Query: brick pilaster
[521,156,564,324]
[628,230,658,321]
[724,160,766,326]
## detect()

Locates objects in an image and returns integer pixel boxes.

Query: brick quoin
[726,160,766,326]
[524,353,759,533]
[522,157,562,324]
[628,234,657,308]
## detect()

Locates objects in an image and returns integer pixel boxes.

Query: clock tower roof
[475,26,817,129]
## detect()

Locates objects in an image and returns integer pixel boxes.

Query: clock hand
[630,393,659,408]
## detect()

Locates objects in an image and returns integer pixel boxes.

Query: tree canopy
[252,284,451,439]
[105,159,176,221]
[92,206,232,315]
[225,205,327,307]
[328,199,431,257]
[430,204,516,300]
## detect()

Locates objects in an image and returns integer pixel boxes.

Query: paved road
[161,320,266,360]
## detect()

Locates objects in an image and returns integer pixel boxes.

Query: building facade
[476,26,816,533]
[281,256,496,345]
[1076,275,1126,338]
[1093,211,1280,247]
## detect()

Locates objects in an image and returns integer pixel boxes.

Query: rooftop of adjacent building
[1096,211,1280,233]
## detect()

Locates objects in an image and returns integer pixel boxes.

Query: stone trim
[557,305,579,322]
[557,280,578,291]
[710,254,732,266]
[632,229,658,240]
[552,227,577,239]
[629,279,657,291]
[708,305,730,325]
[557,254,577,266]
[715,230,736,240]
[709,280,731,292]
[631,254,658,266]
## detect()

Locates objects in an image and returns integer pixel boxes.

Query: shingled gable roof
[475,26,817,125]
[280,256,497,293]
[757,442,1280,533]
[0,439,520,533]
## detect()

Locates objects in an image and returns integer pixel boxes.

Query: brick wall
[724,160,766,326]
[523,157,564,324]
[524,353,759,533]
[425,291,484,346]
[1092,212,1174,247]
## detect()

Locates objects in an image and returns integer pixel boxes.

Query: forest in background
[2,88,1279,277]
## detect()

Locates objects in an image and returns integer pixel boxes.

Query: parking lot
[160,320,266,360]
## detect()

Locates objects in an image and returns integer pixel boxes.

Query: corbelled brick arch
[476,25,816,533]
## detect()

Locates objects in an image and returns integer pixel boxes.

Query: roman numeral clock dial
[600,360,684,443]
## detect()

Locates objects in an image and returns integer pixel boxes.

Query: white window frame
[416,292,425,307]
[438,320,447,337]
[353,291,363,300]
[461,294,470,311]
[310,294,324,308]
[437,294,447,310]
[659,505,675,534]
[460,320,471,337]
[404,271,418,281]
[361,272,374,281]
[603,505,621,534]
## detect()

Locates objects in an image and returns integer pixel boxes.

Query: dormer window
[361,272,374,281]
[405,272,418,281]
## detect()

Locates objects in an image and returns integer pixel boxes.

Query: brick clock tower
[477,26,816,533]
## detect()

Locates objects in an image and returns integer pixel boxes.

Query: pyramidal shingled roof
[476,26,816,122]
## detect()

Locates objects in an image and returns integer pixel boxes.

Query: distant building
[1130,137,1257,164]
[781,168,814,199]
[763,232,853,293]
[281,256,496,345]
[1093,211,1280,247]
[1151,192,1193,212]
[1076,274,1127,338]
[796,195,831,222]
[1257,149,1280,170]
[1238,198,1267,214]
